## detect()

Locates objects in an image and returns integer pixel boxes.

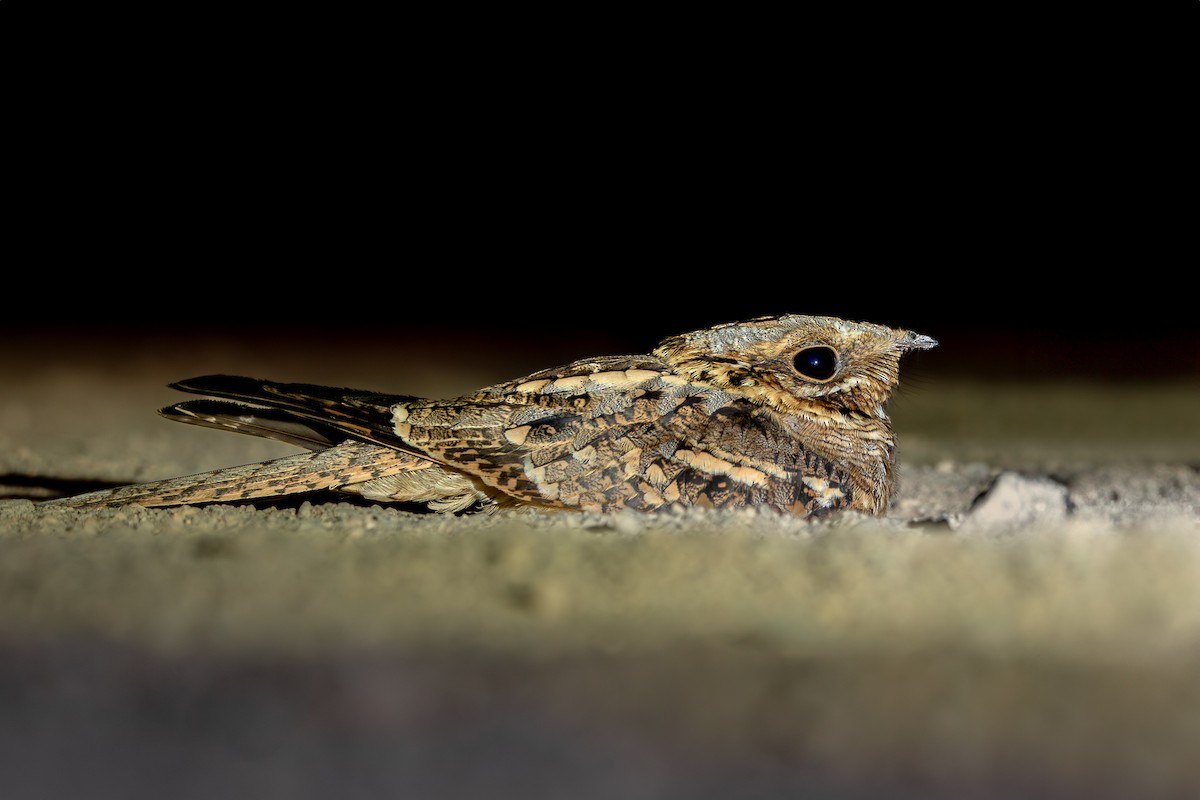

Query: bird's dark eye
[793,346,838,381]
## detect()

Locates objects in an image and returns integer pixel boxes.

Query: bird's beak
[903,332,938,351]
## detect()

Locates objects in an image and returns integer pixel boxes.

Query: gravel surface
[3,331,1199,799]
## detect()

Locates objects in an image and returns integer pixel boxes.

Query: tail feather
[45,441,424,508]
[44,376,496,510]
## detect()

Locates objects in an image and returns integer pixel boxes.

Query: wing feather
[160,399,346,450]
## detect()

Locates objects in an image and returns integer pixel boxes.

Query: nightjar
[49,315,936,515]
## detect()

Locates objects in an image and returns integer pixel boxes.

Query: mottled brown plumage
[48,315,935,515]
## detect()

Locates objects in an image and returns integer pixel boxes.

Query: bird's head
[652,314,937,418]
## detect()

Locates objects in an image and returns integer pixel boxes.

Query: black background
[7,5,1196,381]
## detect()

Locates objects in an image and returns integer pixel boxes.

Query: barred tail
[44,441,417,509]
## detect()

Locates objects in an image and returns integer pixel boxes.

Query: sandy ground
[2,329,1199,799]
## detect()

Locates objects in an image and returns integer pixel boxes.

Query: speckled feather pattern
[49,315,935,515]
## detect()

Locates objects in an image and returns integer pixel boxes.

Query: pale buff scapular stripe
[672,448,768,486]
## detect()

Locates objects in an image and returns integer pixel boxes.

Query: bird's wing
[165,375,427,454]
[160,399,349,450]
[401,362,853,513]
[414,388,852,513]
